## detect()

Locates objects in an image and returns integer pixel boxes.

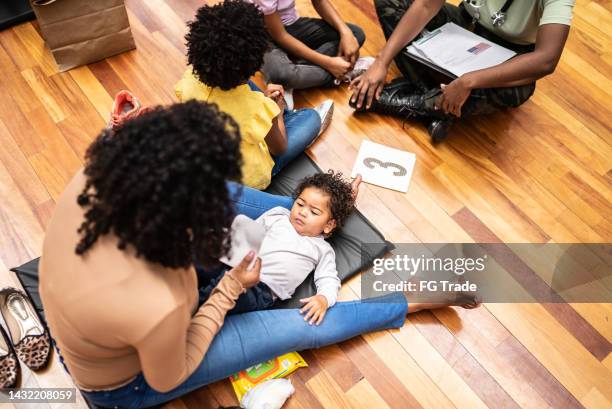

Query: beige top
[464,0,575,44]
[39,169,245,392]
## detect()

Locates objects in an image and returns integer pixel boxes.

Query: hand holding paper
[219,215,266,269]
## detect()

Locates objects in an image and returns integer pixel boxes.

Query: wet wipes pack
[230,352,307,401]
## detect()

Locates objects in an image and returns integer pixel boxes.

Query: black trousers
[375,0,536,116]
[196,263,275,314]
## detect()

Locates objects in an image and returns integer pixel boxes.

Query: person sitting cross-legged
[175,0,334,190]
[350,0,574,143]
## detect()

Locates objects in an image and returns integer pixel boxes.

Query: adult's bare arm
[265,114,288,156]
[311,0,360,65]
[438,23,570,116]
[350,0,446,109]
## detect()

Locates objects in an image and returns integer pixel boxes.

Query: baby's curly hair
[185,0,268,90]
[294,171,355,231]
[76,100,242,269]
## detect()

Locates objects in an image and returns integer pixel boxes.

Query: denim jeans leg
[247,80,263,92]
[137,293,407,408]
[82,293,407,408]
[272,109,321,175]
[226,181,293,219]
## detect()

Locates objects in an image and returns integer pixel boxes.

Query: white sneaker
[284,88,294,111]
[314,99,334,136]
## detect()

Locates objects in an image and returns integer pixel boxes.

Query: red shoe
[109,90,143,130]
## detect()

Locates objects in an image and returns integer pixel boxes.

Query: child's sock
[313,99,334,137]
[284,89,294,111]
[334,56,376,85]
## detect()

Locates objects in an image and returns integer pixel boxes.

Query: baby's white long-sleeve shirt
[256,207,341,306]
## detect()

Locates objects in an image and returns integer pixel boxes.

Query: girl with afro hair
[175,0,334,191]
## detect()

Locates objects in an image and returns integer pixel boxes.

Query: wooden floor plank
[312,345,363,393]
[432,306,554,409]
[345,378,392,409]
[0,0,610,407]
[68,66,114,122]
[305,369,354,409]
[392,320,490,409]
[453,207,612,361]
[340,336,427,409]
[0,119,51,208]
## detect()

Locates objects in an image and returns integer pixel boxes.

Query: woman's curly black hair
[185,0,269,90]
[294,171,355,231]
[75,100,243,270]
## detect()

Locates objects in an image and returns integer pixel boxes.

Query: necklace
[464,0,516,27]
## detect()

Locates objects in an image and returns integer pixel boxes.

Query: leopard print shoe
[0,326,19,388]
[0,288,51,371]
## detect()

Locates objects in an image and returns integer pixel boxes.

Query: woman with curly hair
[39,102,477,408]
[175,0,334,191]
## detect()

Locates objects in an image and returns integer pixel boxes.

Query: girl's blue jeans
[82,184,408,409]
[246,80,321,176]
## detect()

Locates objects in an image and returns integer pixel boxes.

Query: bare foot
[351,174,362,201]
[406,294,481,314]
[456,294,481,309]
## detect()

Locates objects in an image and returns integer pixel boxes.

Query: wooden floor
[0,0,611,408]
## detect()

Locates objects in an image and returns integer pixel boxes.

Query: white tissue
[240,378,295,409]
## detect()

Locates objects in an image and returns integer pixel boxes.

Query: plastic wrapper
[229,352,307,401]
[240,379,295,409]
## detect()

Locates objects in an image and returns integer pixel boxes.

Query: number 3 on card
[363,157,407,177]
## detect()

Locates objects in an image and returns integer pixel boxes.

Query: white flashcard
[351,140,416,193]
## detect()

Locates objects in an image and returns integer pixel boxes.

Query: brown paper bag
[30,0,136,72]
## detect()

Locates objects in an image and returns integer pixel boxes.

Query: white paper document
[351,140,416,193]
[406,22,516,77]
[219,215,266,268]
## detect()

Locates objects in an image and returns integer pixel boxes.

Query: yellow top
[175,70,280,190]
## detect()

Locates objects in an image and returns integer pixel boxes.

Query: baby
[198,171,361,325]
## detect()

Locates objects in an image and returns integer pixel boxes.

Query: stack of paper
[406,22,516,78]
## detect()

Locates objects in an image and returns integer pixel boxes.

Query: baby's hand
[299,295,329,325]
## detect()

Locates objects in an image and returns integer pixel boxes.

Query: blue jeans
[247,81,321,176]
[272,109,321,175]
[226,180,293,218]
[81,185,408,408]
[83,294,407,408]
